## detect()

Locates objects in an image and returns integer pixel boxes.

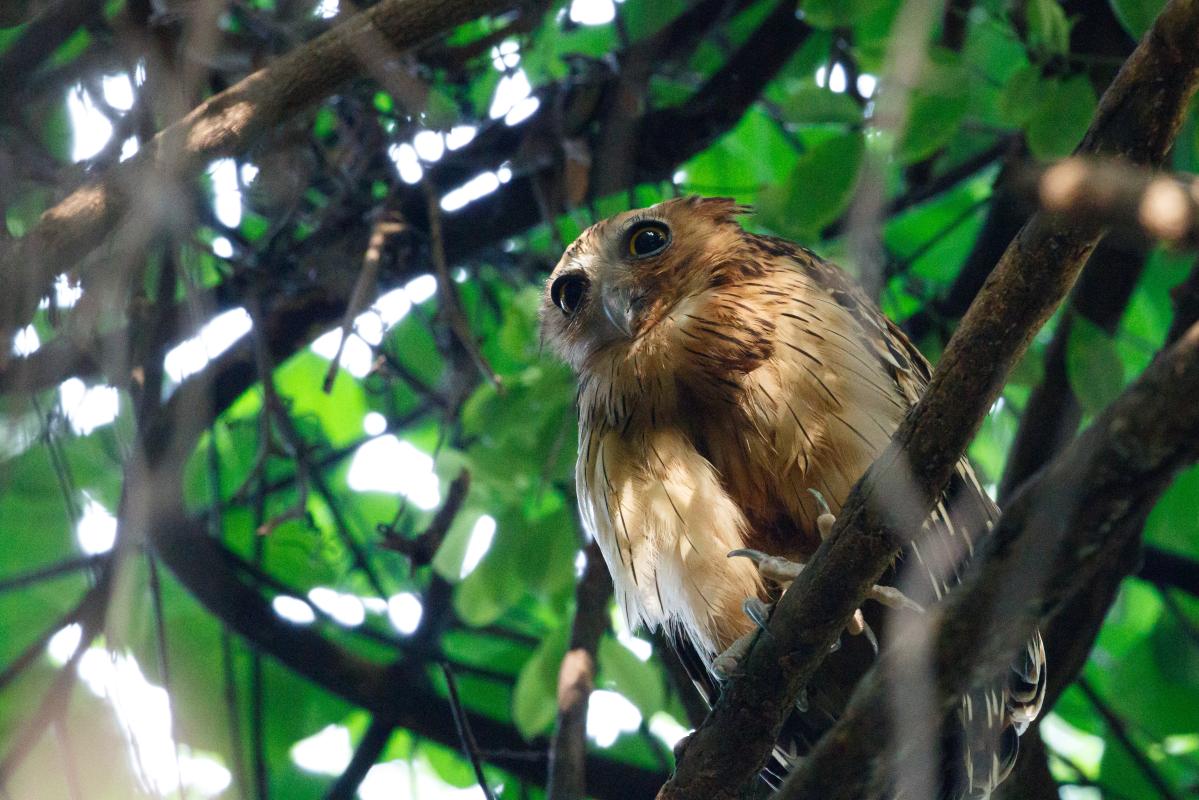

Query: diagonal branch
[0,0,520,343]
[324,715,396,800]
[658,2,1199,797]
[151,517,665,800]
[778,318,1199,799]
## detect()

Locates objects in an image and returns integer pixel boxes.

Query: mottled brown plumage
[540,196,1045,798]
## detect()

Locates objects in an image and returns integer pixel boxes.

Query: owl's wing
[759,239,1047,797]
[880,318,1048,797]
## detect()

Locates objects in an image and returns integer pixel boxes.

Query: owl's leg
[725,491,923,653]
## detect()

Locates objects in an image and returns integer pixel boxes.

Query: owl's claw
[727,548,803,584]
[726,498,924,657]
[742,597,773,631]
[807,488,836,540]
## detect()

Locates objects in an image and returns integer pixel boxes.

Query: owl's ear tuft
[684,196,753,225]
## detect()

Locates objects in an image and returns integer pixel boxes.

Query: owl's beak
[601,284,636,339]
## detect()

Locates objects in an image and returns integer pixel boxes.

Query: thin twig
[441,662,497,800]
[423,181,502,391]
[322,209,408,393]
[380,468,470,567]
[238,296,311,536]
[0,554,108,596]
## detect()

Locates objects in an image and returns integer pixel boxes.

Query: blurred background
[0,0,1197,798]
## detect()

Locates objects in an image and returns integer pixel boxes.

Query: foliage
[0,0,1197,798]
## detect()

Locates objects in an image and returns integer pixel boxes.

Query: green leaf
[898,90,969,164]
[48,27,90,68]
[385,308,444,389]
[802,0,893,29]
[1025,0,1071,57]
[757,132,865,240]
[1026,76,1097,159]
[779,86,863,126]
[1109,0,1167,39]
[680,107,799,201]
[313,106,337,140]
[275,350,369,447]
[1065,314,1125,416]
[453,513,528,627]
[1144,466,1199,555]
[598,636,664,717]
[373,91,394,114]
[511,623,570,739]
[422,740,479,788]
[998,66,1044,127]
[422,87,460,130]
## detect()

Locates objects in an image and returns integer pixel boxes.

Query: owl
[540,196,1045,797]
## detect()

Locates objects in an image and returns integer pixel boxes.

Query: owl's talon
[727,548,804,585]
[742,597,773,631]
[807,488,836,540]
[866,585,926,615]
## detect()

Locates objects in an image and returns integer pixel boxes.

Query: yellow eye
[627,222,670,258]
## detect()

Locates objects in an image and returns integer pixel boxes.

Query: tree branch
[658,3,1199,797]
[324,715,395,800]
[151,518,664,799]
[778,318,1199,799]
[547,539,613,800]
[1023,158,1199,248]
[1139,546,1199,597]
[0,0,520,343]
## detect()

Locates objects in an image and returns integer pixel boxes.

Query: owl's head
[540,196,751,371]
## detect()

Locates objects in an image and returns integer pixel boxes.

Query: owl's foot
[711,596,777,679]
[725,490,924,656]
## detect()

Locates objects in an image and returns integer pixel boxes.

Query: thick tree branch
[658,3,1199,797]
[779,319,1199,799]
[0,0,519,343]
[151,519,665,799]
[998,254,1199,798]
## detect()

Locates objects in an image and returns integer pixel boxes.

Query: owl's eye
[627,222,671,258]
[551,273,589,315]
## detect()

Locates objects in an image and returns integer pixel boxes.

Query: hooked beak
[601,284,636,339]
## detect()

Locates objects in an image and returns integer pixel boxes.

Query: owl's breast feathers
[576,235,934,654]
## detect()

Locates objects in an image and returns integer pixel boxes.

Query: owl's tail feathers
[954,628,1048,799]
[1007,629,1048,734]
